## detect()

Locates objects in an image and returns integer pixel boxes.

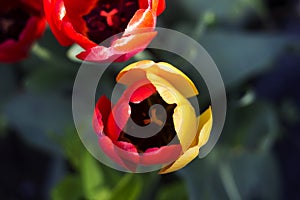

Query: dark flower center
[0,8,30,43]
[118,92,179,153]
[83,0,139,44]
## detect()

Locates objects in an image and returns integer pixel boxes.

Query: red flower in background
[0,0,46,63]
[43,0,165,62]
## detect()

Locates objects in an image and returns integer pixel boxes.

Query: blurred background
[1,0,300,199]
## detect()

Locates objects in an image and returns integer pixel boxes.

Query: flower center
[83,0,139,44]
[0,8,30,43]
[118,92,179,153]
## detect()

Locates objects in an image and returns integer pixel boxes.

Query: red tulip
[0,0,46,63]
[93,61,213,173]
[43,0,166,62]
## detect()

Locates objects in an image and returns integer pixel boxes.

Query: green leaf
[80,151,107,199]
[25,65,77,93]
[156,181,188,200]
[51,175,83,200]
[60,127,86,171]
[110,174,143,200]
[137,173,160,200]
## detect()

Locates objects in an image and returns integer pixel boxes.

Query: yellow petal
[159,146,199,174]
[146,73,197,152]
[159,107,213,174]
[196,106,213,147]
[155,62,199,98]
[116,61,199,98]
[116,60,154,86]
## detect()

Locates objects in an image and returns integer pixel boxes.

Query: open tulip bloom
[93,60,213,174]
[0,0,46,63]
[44,0,165,62]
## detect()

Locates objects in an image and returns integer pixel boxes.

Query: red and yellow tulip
[93,60,213,173]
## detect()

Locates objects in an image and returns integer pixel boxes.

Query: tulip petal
[93,96,112,135]
[159,145,200,174]
[146,73,198,152]
[159,107,213,174]
[76,31,157,62]
[195,107,213,147]
[138,0,166,16]
[128,83,157,103]
[115,141,140,171]
[98,135,128,170]
[63,0,97,33]
[123,9,156,36]
[140,144,182,165]
[155,62,199,98]
[62,19,97,49]
[151,0,166,16]
[116,60,154,85]
[116,61,199,98]
[43,0,73,46]
[112,31,157,53]
[76,46,119,61]
[107,99,130,141]
[0,10,46,62]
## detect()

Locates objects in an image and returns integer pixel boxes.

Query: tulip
[93,60,213,173]
[43,0,165,62]
[0,0,46,63]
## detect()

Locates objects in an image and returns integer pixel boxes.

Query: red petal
[140,144,182,165]
[124,9,156,36]
[128,83,156,103]
[115,141,138,153]
[63,0,97,34]
[106,98,131,141]
[43,0,73,46]
[112,31,157,53]
[76,8,157,62]
[23,0,44,12]
[151,0,166,16]
[93,96,112,135]
[115,141,140,171]
[138,0,166,16]
[61,19,97,49]
[0,16,46,63]
[76,46,119,61]
[98,135,128,170]
[76,31,156,62]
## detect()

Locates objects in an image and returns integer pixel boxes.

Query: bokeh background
[1,0,300,199]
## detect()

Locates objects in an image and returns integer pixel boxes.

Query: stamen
[150,108,164,126]
[82,0,139,44]
[100,8,118,26]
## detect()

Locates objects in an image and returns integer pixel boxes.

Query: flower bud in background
[93,60,213,173]
[43,0,165,62]
[0,0,46,63]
